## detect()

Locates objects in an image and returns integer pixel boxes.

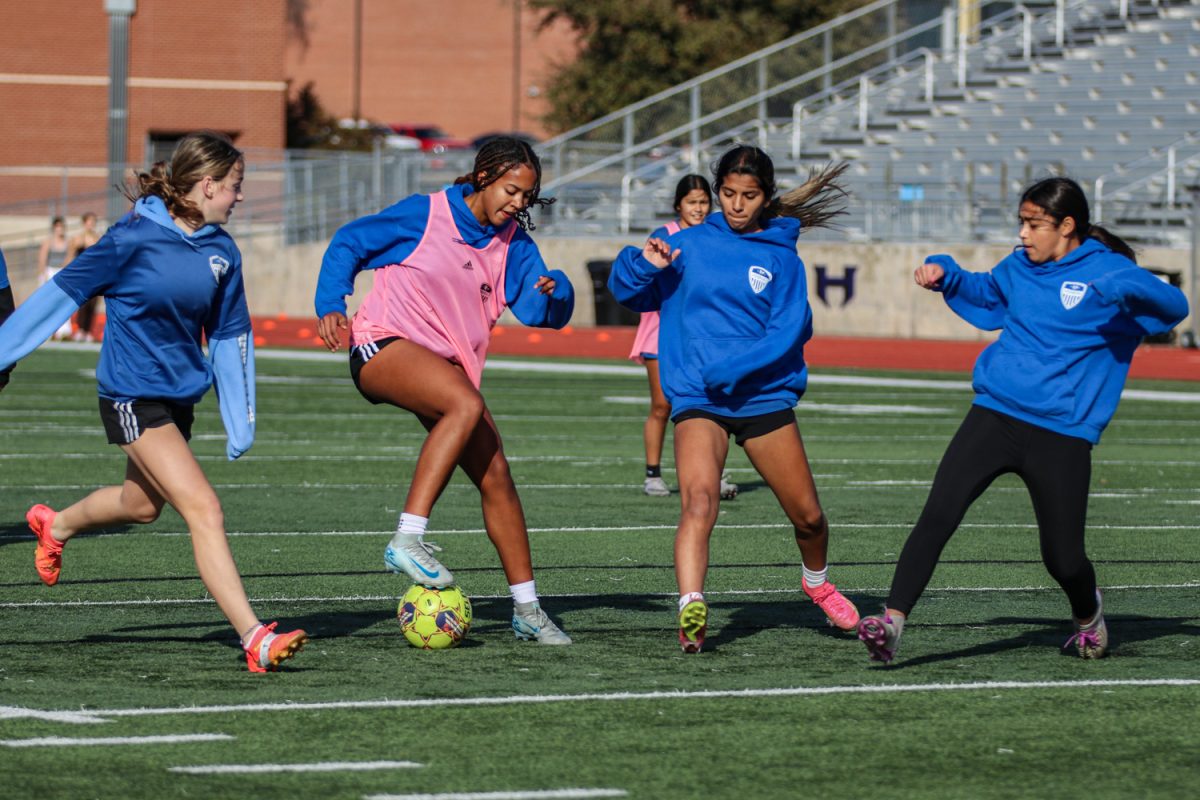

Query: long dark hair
[1020,177,1136,262]
[122,131,243,229]
[454,137,554,231]
[673,174,712,211]
[713,145,849,231]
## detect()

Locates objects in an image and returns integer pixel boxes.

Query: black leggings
[887,406,1100,620]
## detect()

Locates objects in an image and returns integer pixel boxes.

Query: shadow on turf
[861,613,1200,669]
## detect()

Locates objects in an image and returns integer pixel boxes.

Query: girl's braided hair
[454,137,554,231]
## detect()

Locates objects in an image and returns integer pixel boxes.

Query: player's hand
[535,275,556,295]
[642,237,680,269]
[914,260,946,290]
[317,311,348,352]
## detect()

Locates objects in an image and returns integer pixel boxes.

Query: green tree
[530,0,867,132]
[286,82,378,151]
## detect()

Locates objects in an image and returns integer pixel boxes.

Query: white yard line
[4,680,1197,726]
[168,760,421,774]
[1,582,1196,610]
[0,733,233,747]
[365,791,627,800]
[0,520,1195,545]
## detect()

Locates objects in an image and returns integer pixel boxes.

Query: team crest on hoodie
[209,255,231,283]
[748,265,772,294]
[1060,280,1087,310]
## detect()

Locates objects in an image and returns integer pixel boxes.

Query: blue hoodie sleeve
[0,247,9,291]
[503,231,574,329]
[609,245,675,312]
[930,254,1008,331]
[1091,266,1190,336]
[314,194,431,318]
[0,281,80,372]
[700,256,812,395]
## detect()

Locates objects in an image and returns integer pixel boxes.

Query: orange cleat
[244,622,308,673]
[27,504,63,586]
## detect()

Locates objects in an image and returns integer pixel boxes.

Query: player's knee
[792,509,827,540]
[187,498,226,533]
[478,455,516,495]
[123,494,164,524]
[649,399,671,422]
[679,487,719,524]
[447,392,486,425]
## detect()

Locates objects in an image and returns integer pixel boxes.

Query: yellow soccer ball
[397,584,473,650]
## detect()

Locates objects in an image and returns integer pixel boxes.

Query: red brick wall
[284,0,581,140]
[0,0,286,202]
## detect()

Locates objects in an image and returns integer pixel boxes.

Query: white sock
[802,565,827,588]
[510,580,538,605]
[678,591,705,613]
[392,513,428,544]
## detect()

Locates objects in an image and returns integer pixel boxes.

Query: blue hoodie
[315,183,574,329]
[0,196,256,457]
[931,238,1189,443]
[609,212,812,417]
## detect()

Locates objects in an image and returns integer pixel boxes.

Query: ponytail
[1086,224,1137,264]
[713,145,850,233]
[772,162,851,232]
[121,131,243,229]
[1020,176,1138,263]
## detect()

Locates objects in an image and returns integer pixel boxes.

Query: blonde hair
[123,131,243,228]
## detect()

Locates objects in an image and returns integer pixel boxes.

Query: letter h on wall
[814,265,857,307]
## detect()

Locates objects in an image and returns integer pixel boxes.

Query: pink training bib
[628,220,681,363]
[351,190,514,387]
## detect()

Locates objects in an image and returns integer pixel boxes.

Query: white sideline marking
[1,582,1197,611]
[12,680,1200,726]
[366,790,627,800]
[799,402,951,415]
[1,733,233,747]
[4,452,1200,467]
[603,394,950,415]
[0,520,1194,545]
[169,760,421,774]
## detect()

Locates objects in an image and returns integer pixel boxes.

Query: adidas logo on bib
[748,265,772,294]
[1060,281,1087,310]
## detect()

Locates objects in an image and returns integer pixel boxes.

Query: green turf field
[1,346,1197,799]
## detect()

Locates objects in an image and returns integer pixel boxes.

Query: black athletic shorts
[98,398,194,445]
[0,286,15,389]
[672,407,796,447]
[348,336,401,404]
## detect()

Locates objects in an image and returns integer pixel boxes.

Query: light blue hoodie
[932,238,1189,443]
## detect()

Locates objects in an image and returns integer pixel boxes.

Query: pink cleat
[803,580,859,630]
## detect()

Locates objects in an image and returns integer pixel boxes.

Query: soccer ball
[397,584,472,650]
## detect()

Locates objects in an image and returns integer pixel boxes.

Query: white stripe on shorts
[115,400,139,444]
[356,341,380,363]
